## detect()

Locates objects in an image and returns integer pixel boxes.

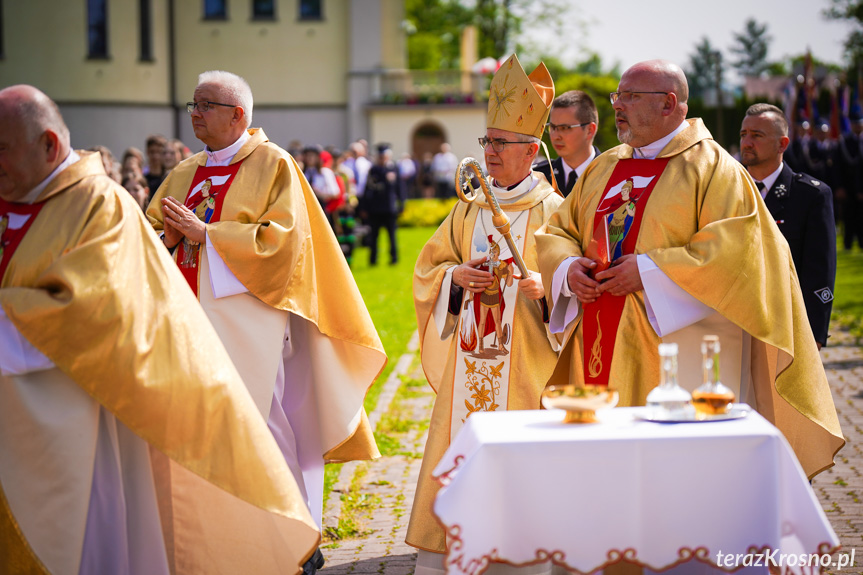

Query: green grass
[833,244,863,341]
[323,226,437,515]
[373,373,432,459]
[323,462,381,542]
[350,226,438,413]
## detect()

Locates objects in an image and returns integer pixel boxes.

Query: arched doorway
[412,121,446,199]
[412,121,446,160]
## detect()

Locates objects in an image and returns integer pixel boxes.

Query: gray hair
[197,70,254,128]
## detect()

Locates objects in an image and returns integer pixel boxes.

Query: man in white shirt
[535,60,843,480]
[430,142,459,198]
[147,70,387,575]
[534,90,600,197]
[740,103,836,350]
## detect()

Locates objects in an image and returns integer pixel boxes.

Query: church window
[87,0,109,59]
[299,0,322,21]
[204,0,228,20]
[0,0,4,59]
[139,0,153,61]
[253,0,276,20]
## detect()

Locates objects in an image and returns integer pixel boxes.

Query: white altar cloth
[432,408,839,575]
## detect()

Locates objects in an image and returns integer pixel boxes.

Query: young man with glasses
[409,54,564,575]
[147,70,386,575]
[534,90,600,197]
[536,60,843,483]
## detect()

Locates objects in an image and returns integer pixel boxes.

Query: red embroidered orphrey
[0,199,46,280]
[174,161,244,295]
[582,159,669,386]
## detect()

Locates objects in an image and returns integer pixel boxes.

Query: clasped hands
[452,255,545,300]
[566,253,643,304]
[161,196,206,249]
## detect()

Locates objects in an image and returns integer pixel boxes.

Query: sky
[531,0,854,75]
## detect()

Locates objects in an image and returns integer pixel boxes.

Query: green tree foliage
[687,37,724,101]
[405,0,579,69]
[475,0,515,59]
[824,0,863,63]
[730,19,771,77]
[405,0,471,69]
[408,33,445,70]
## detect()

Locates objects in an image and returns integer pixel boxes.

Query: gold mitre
[487,54,554,139]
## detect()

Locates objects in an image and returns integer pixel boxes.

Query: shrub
[398,198,458,228]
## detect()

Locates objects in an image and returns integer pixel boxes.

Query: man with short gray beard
[535,60,843,485]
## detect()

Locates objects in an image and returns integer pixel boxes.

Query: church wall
[60,104,176,158]
[177,105,350,154]
[368,106,487,165]
[0,0,171,103]
[172,0,350,107]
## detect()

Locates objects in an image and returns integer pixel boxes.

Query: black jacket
[763,164,836,345]
[533,146,601,197]
[361,162,404,215]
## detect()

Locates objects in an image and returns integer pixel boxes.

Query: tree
[405,0,580,69]
[687,37,724,102]
[730,19,771,77]
[405,0,471,69]
[824,0,863,64]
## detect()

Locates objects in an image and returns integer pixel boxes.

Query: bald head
[630,60,688,104]
[0,85,72,201]
[613,60,689,148]
[0,85,70,147]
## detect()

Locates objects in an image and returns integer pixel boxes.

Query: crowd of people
[0,52,849,575]
[99,132,467,267]
[780,118,863,251]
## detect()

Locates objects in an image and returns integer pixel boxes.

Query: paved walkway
[320,334,430,575]
[813,328,863,571]
[320,327,863,575]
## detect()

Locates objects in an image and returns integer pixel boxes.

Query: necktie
[566,170,577,194]
[755,181,766,198]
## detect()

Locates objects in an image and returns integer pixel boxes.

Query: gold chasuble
[407,176,563,553]
[147,128,385,465]
[0,152,319,574]
[536,119,844,478]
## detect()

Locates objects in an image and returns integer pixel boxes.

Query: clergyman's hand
[162,217,183,249]
[162,196,206,245]
[453,256,493,294]
[595,254,643,297]
[515,270,545,300]
[566,257,600,304]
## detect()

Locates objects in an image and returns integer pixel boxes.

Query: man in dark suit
[533,90,600,197]
[740,103,836,349]
[360,143,404,265]
[838,117,863,249]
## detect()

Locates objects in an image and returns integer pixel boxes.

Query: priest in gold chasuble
[0,85,319,575]
[536,60,843,480]
[408,55,563,566]
[146,71,386,552]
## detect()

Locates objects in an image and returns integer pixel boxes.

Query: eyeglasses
[609,91,670,104]
[546,122,591,133]
[478,136,534,153]
[186,101,237,113]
